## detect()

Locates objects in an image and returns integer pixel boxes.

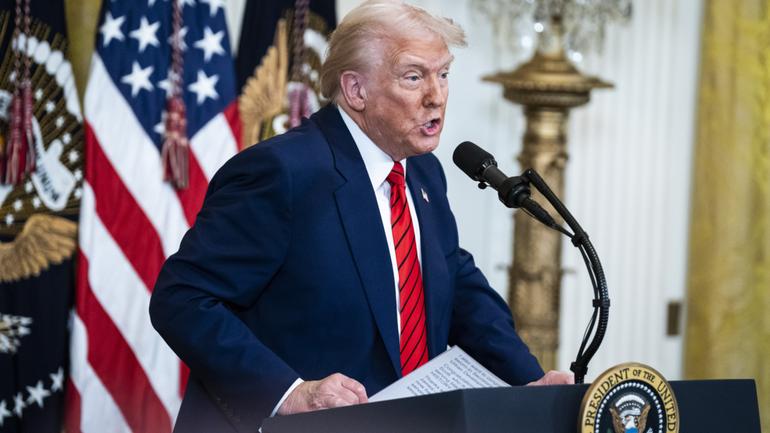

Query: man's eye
[441,72,449,79]
[406,75,420,82]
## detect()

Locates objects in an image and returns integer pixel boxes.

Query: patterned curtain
[684,0,770,430]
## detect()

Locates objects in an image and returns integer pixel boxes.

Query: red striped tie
[386,162,428,376]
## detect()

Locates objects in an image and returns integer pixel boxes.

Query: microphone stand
[482,168,609,384]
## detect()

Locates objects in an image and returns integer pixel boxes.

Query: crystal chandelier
[472,0,632,63]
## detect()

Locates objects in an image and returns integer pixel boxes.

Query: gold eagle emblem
[610,403,651,433]
[0,214,77,282]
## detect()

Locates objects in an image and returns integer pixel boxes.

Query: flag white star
[129,16,160,52]
[5,214,14,226]
[121,61,154,97]
[68,150,79,163]
[50,368,64,392]
[188,70,219,104]
[74,169,83,181]
[201,0,225,17]
[168,26,189,51]
[194,27,225,62]
[12,393,24,417]
[55,116,65,128]
[45,100,55,112]
[34,88,43,100]
[26,381,51,408]
[100,12,125,47]
[32,197,41,209]
[13,200,22,211]
[0,400,11,427]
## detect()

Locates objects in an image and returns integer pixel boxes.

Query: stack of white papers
[369,346,510,402]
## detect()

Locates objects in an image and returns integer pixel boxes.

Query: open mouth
[420,118,441,136]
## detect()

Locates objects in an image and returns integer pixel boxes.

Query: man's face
[359,33,453,160]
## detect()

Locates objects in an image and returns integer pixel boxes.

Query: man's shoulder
[206,118,334,194]
[245,120,329,161]
[242,103,341,162]
[225,118,334,176]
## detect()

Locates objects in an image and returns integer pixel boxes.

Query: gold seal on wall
[579,363,680,433]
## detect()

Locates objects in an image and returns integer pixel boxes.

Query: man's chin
[413,136,441,156]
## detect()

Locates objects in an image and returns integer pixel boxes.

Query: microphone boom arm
[452,141,608,382]
[520,169,610,384]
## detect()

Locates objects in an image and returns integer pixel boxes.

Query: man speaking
[150,1,572,432]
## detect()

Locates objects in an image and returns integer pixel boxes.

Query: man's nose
[422,76,446,107]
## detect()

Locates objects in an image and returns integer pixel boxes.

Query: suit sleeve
[434,158,545,385]
[448,248,544,385]
[149,144,298,431]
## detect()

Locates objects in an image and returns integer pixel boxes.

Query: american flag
[65,0,240,431]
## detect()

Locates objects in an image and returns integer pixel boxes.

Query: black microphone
[453,141,557,228]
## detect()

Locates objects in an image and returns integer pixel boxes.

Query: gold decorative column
[484,18,611,371]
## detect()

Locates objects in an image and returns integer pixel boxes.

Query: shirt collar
[337,105,407,191]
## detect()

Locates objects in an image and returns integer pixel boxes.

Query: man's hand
[277,373,368,415]
[526,370,575,386]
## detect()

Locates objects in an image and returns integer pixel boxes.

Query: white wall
[235,0,703,381]
[557,0,703,380]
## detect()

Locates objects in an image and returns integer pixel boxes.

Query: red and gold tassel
[3,0,35,185]
[287,0,312,128]
[161,0,189,189]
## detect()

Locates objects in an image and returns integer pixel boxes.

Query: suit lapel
[313,105,402,378]
[406,162,452,359]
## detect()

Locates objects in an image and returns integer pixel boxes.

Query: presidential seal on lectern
[579,363,680,433]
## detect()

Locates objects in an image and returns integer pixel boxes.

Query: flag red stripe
[76,252,173,433]
[85,123,166,291]
[64,378,83,433]
[223,101,242,151]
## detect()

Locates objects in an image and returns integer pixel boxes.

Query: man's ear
[339,71,367,112]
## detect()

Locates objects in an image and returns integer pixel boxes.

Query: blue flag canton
[96,0,237,149]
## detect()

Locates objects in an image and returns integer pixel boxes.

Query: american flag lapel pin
[421,188,429,203]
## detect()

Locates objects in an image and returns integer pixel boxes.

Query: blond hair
[320,0,467,101]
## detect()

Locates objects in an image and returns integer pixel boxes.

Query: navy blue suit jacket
[150,105,543,432]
